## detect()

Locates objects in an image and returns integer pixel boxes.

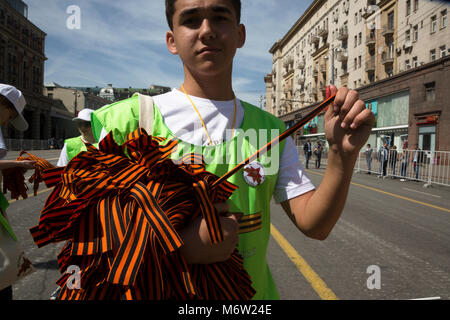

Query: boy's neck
[181,70,235,101]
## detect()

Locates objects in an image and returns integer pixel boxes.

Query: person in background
[389,145,398,178]
[57,108,97,167]
[412,144,422,181]
[399,149,408,181]
[303,139,312,169]
[0,84,35,300]
[378,141,389,178]
[365,143,373,174]
[313,141,323,169]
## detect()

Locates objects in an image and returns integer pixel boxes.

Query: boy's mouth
[197,47,221,55]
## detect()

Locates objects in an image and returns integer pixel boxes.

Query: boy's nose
[199,19,216,41]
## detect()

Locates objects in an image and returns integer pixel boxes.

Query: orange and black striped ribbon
[30,128,254,300]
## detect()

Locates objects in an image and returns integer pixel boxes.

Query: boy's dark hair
[165,0,241,30]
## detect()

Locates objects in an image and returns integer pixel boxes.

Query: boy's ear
[237,24,246,49]
[166,31,178,55]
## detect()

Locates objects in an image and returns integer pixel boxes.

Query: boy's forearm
[301,150,357,239]
[0,160,21,170]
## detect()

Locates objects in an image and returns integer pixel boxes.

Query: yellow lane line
[270,224,339,300]
[8,188,52,204]
[306,170,450,214]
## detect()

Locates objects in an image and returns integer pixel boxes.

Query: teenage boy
[57,108,97,167]
[91,0,375,299]
[0,84,35,300]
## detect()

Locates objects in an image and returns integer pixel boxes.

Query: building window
[354,58,357,70]
[358,55,362,68]
[430,49,436,61]
[414,0,419,12]
[413,25,418,42]
[406,0,411,16]
[413,56,418,68]
[425,82,435,102]
[358,32,362,45]
[405,59,411,70]
[354,35,357,48]
[431,15,437,33]
[441,10,447,29]
[406,29,411,42]
[440,45,446,58]
[388,11,394,29]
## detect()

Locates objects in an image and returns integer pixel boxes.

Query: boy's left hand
[325,85,375,158]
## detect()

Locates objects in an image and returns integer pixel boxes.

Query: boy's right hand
[180,202,243,265]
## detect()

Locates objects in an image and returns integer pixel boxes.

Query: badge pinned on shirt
[243,162,266,187]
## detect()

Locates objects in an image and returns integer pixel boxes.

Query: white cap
[0,84,28,131]
[73,108,94,122]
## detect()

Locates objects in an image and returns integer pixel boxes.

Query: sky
[26,0,312,107]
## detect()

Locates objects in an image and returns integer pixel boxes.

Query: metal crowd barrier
[356,148,449,187]
[4,139,50,151]
[296,147,450,188]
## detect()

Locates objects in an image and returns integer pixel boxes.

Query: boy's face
[166,0,245,78]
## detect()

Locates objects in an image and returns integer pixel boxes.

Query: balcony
[403,40,412,50]
[313,68,319,78]
[365,58,375,72]
[366,34,376,48]
[362,1,378,19]
[382,24,395,37]
[337,26,348,40]
[318,26,329,38]
[320,64,327,73]
[298,60,305,69]
[310,34,320,45]
[336,49,348,62]
[381,50,394,65]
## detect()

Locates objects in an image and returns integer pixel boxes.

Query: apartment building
[265,0,450,152]
[397,0,449,72]
[267,0,368,118]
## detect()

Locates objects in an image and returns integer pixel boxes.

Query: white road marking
[402,188,441,198]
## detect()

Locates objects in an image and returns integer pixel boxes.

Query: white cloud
[27,0,309,106]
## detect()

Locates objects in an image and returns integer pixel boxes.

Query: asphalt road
[3,150,450,300]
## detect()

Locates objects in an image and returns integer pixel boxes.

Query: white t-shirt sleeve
[57,144,69,167]
[273,136,316,203]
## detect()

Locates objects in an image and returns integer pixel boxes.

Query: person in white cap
[0,84,35,300]
[57,108,98,167]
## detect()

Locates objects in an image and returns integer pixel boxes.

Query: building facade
[266,0,450,152]
[0,0,78,150]
[43,82,112,115]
